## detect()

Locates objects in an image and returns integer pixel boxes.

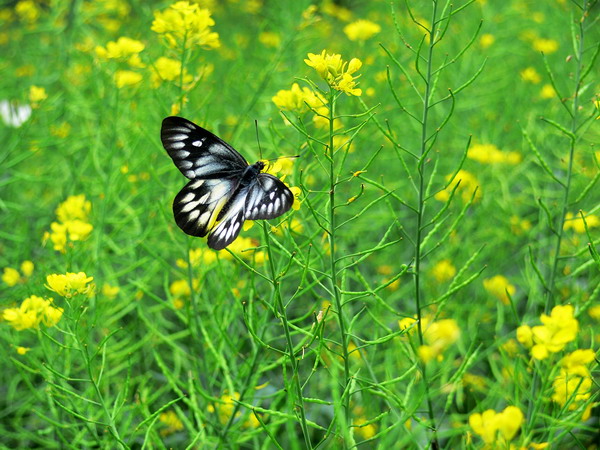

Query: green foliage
[1,0,599,448]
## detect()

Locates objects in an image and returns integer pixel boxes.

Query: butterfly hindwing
[173,177,238,237]
[244,174,294,220]
[161,116,248,180]
[207,188,248,250]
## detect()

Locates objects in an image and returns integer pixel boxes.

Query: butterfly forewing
[161,116,248,179]
[244,174,294,220]
[173,178,238,237]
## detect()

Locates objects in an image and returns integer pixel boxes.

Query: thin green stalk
[543,0,588,313]
[327,89,352,436]
[413,2,440,448]
[262,224,312,449]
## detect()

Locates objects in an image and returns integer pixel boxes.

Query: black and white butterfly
[161,116,294,250]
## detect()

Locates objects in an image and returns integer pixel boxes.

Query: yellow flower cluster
[150,56,194,88]
[46,272,95,298]
[28,85,47,108]
[435,169,482,203]
[430,259,456,283]
[343,19,381,41]
[563,211,600,233]
[516,305,578,360]
[2,295,63,331]
[272,82,327,114]
[399,316,460,363]
[469,405,524,445]
[551,349,595,420]
[151,1,220,50]
[483,275,516,305]
[304,50,363,96]
[95,36,145,88]
[43,195,93,253]
[468,143,522,165]
[159,410,184,436]
[532,38,559,54]
[2,261,34,287]
[207,391,262,428]
[520,67,541,84]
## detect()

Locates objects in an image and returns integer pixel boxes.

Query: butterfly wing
[173,178,239,237]
[244,174,294,220]
[161,116,248,179]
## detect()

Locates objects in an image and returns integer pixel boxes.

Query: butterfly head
[254,160,266,172]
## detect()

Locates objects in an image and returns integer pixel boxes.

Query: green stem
[414,2,440,448]
[543,0,587,314]
[328,89,352,434]
[262,224,312,449]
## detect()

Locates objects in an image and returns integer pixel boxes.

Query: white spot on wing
[169,141,186,150]
[180,193,195,203]
[166,133,188,141]
[178,160,193,169]
[181,200,201,213]
[189,180,204,189]
[199,211,211,225]
[192,140,203,147]
[267,203,273,216]
[274,198,281,212]
[270,191,275,200]
[175,150,190,158]
[188,210,200,221]
[184,122,196,130]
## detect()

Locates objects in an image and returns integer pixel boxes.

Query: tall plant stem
[414,2,440,448]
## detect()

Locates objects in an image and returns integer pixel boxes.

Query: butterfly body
[161,117,293,250]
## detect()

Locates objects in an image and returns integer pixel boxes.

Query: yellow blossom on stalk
[46,272,95,298]
[564,211,600,233]
[95,36,145,67]
[150,57,193,88]
[532,38,558,54]
[321,0,352,21]
[102,283,120,299]
[16,346,31,355]
[289,185,302,211]
[21,260,34,277]
[468,143,522,165]
[56,194,91,222]
[520,67,541,83]
[469,406,524,445]
[517,305,578,359]
[159,410,184,436]
[483,275,516,305]
[560,349,595,377]
[479,33,495,49]
[343,19,381,41]
[431,259,456,283]
[510,215,532,235]
[2,295,63,330]
[353,407,377,439]
[115,70,143,88]
[169,278,199,299]
[589,305,600,321]
[272,83,327,113]
[151,1,220,50]
[551,372,593,419]
[418,318,460,363]
[15,0,41,24]
[435,169,481,203]
[2,267,21,286]
[304,50,363,96]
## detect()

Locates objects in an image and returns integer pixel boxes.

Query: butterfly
[161,116,294,250]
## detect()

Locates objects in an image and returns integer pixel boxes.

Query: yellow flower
[560,349,595,377]
[29,85,47,107]
[520,67,541,83]
[150,57,194,88]
[431,259,456,283]
[539,84,555,99]
[169,279,199,298]
[435,169,481,203]
[95,36,145,67]
[46,272,95,298]
[102,283,120,299]
[2,295,63,330]
[564,211,600,233]
[2,267,21,286]
[16,346,31,355]
[353,414,377,439]
[50,122,71,138]
[115,70,143,88]
[483,275,516,305]
[56,194,91,223]
[159,410,184,436]
[532,38,558,54]
[272,82,327,113]
[469,406,523,444]
[551,372,592,411]
[304,50,363,96]
[151,1,220,50]
[516,325,533,348]
[343,19,381,41]
[589,305,600,321]
[258,31,280,48]
[336,72,362,96]
[289,185,302,211]
[523,305,578,359]
[510,215,532,235]
[321,0,352,21]
[20,260,34,277]
[15,0,41,24]
[479,33,495,49]
[468,143,522,165]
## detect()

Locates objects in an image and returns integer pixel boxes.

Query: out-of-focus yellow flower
[518,305,579,359]
[431,259,456,283]
[95,37,145,67]
[469,406,523,445]
[353,408,377,439]
[564,211,600,233]
[532,38,558,54]
[2,267,21,286]
[516,324,534,348]
[589,305,600,321]
[483,275,516,305]
[115,70,143,88]
[321,0,352,21]
[56,194,91,223]
[258,31,280,48]
[560,349,595,377]
[159,410,184,436]
[520,67,541,83]
[151,57,194,88]
[468,143,522,165]
[46,272,95,298]
[539,84,555,99]
[343,19,381,41]
[551,372,592,416]
[289,185,302,211]
[419,319,460,362]
[272,82,327,113]
[15,0,41,24]
[151,1,220,50]
[16,346,31,355]
[28,85,47,107]
[510,215,532,235]
[169,278,199,298]
[50,122,71,139]
[2,295,63,330]
[435,169,482,203]
[102,283,120,299]
[20,260,34,277]
[479,33,495,49]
